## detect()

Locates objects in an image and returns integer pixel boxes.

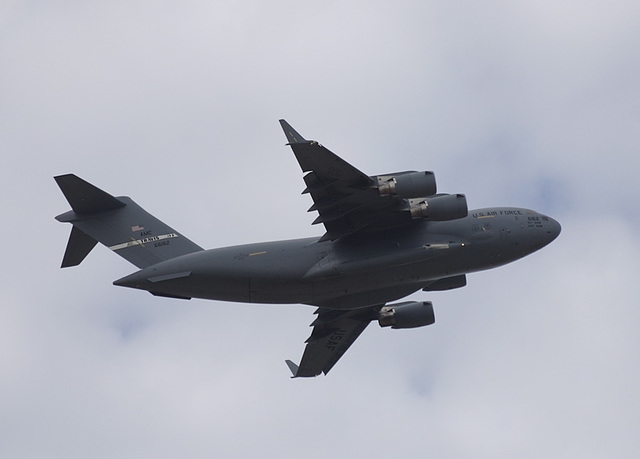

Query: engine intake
[376,171,436,198]
[378,301,436,329]
[406,193,468,221]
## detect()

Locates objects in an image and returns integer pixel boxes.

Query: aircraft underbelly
[249,278,313,304]
[307,265,428,309]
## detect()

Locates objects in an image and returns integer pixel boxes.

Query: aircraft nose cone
[543,215,561,244]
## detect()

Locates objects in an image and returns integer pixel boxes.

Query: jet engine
[376,171,437,198]
[378,301,435,329]
[406,193,468,221]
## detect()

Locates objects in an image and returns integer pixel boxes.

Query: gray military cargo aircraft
[55,120,560,377]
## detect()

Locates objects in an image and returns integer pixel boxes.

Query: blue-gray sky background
[2,1,639,457]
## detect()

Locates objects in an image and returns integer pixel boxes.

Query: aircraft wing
[285,307,379,378]
[280,120,412,241]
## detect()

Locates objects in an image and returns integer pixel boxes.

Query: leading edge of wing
[285,307,379,378]
[279,120,391,242]
[278,119,372,182]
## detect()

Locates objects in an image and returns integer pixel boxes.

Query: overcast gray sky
[2,1,639,457]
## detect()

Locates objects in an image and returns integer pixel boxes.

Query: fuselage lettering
[474,210,523,218]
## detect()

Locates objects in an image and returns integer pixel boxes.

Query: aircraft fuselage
[114,206,560,309]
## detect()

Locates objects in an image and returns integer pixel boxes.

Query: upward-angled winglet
[285,360,300,378]
[279,119,308,144]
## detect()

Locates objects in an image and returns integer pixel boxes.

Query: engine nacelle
[378,301,435,329]
[376,171,437,198]
[406,193,468,221]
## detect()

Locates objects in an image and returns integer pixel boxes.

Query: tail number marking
[109,233,178,251]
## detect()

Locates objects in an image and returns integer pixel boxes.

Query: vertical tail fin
[54,174,203,269]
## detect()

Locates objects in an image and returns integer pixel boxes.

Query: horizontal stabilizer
[54,174,125,214]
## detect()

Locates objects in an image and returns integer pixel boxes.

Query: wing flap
[287,307,379,378]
